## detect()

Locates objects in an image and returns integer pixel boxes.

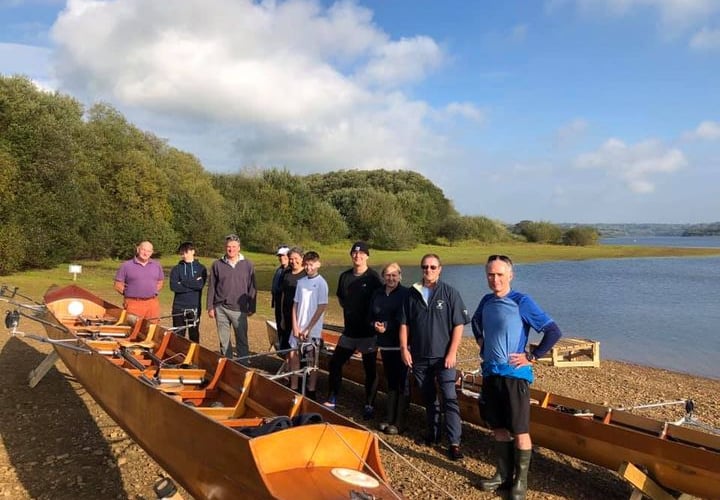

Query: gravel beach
[0,308,717,500]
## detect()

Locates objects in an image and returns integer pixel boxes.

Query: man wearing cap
[169,241,207,343]
[271,245,290,347]
[207,234,257,359]
[324,241,382,417]
[114,241,164,321]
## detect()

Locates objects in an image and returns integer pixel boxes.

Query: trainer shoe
[323,395,337,410]
[362,405,375,420]
[448,444,464,461]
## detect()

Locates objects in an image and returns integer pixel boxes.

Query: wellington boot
[380,390,399,432]
[510,449,532,500]
[479,440,514,492]
[394,391,409,434]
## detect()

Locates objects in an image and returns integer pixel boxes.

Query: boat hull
[40,286,397,499]
[318,327,720,499]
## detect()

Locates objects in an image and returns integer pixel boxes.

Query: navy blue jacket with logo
[399,280,469,359]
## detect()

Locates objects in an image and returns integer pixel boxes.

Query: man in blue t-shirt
[472,255,562,499]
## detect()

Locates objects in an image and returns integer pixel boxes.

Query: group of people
[113,236,257,360]
[113,238,562,499]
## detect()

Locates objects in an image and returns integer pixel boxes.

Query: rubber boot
[380,390,398,433]
[479,440,514,492]
[511,448,532,500]
[393,391,408,434]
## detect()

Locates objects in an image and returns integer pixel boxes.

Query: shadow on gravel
[0,337,126,499]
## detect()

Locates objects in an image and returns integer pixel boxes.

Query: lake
[438,257,720,380]
[258,240,720,380]
[601,235,720,248]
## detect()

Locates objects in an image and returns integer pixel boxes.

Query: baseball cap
[276,245,290,256]
[350,241,370,256]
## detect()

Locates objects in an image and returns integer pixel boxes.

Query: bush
[438,215,511,244]
[514,220,563,243]
[562,226,600,246]
[0,223,26,275]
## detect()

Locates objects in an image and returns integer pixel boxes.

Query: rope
[322,423,404,500]
[323,421,460,499]
[373,432,460,500]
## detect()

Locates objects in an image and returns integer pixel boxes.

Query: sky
[1,0,719,224]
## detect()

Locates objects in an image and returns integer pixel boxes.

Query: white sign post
[68,264,82,281]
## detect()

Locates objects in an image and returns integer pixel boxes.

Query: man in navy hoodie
[169,241,207,343]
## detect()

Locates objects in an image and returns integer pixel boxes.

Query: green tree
[307,169,456,243]
[160,148,228,253]
[110,151,177,257]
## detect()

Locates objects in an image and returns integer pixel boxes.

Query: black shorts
[479,375,530,434]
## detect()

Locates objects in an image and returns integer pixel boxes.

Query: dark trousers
[328,345,377,404]
[380,349,407,392]
[412,357,461,446]
[172,307,200,343]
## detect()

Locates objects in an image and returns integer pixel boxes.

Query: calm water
[601,235,720,248]
[438,257,720,380]
[258,239,720,380]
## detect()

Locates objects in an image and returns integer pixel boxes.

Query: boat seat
[196,371,255,419]
[126,368,207,386]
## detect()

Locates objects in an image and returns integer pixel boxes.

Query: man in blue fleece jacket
[472,254,562,500]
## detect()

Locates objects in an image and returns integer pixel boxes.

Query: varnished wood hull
[318,327,720,499]
[40,286,397,499]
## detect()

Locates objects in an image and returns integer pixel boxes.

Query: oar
[4,310,92,353]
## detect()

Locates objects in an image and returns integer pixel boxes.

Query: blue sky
[2,0,719,224]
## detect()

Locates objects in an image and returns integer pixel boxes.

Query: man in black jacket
[399,253,469,461]
[324,241,382,418]
[169,241,207,343]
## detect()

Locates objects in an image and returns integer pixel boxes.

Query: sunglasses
[487,254,513,265]
[421,265,439,270]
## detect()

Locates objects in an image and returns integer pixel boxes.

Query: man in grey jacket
[207,234,257,359]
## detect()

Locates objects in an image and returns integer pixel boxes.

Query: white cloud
[553,0,720,33]
[441,102,485,123]
[358,36,443,87]
[683,120,720,140]
[575,138,687,193]
[690,27,720,49]
[555,118,589,146]
[47,0,464,173]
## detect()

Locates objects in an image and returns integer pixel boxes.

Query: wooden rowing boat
[311,324,720,499]
[39,285,398,499]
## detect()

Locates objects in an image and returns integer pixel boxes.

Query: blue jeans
[214,305,249,359]
[412,357,461,446]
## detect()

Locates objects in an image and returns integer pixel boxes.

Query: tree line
[0,75,598,275]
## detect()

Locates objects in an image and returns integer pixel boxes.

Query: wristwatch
[525,351,536,362]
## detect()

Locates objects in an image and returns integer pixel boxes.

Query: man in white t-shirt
[289,251,328,400]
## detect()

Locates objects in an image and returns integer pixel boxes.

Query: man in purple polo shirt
[114,241,165,321]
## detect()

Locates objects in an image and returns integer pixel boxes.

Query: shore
[0,313,717,499]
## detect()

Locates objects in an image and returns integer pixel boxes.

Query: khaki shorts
[337,334,377,354]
